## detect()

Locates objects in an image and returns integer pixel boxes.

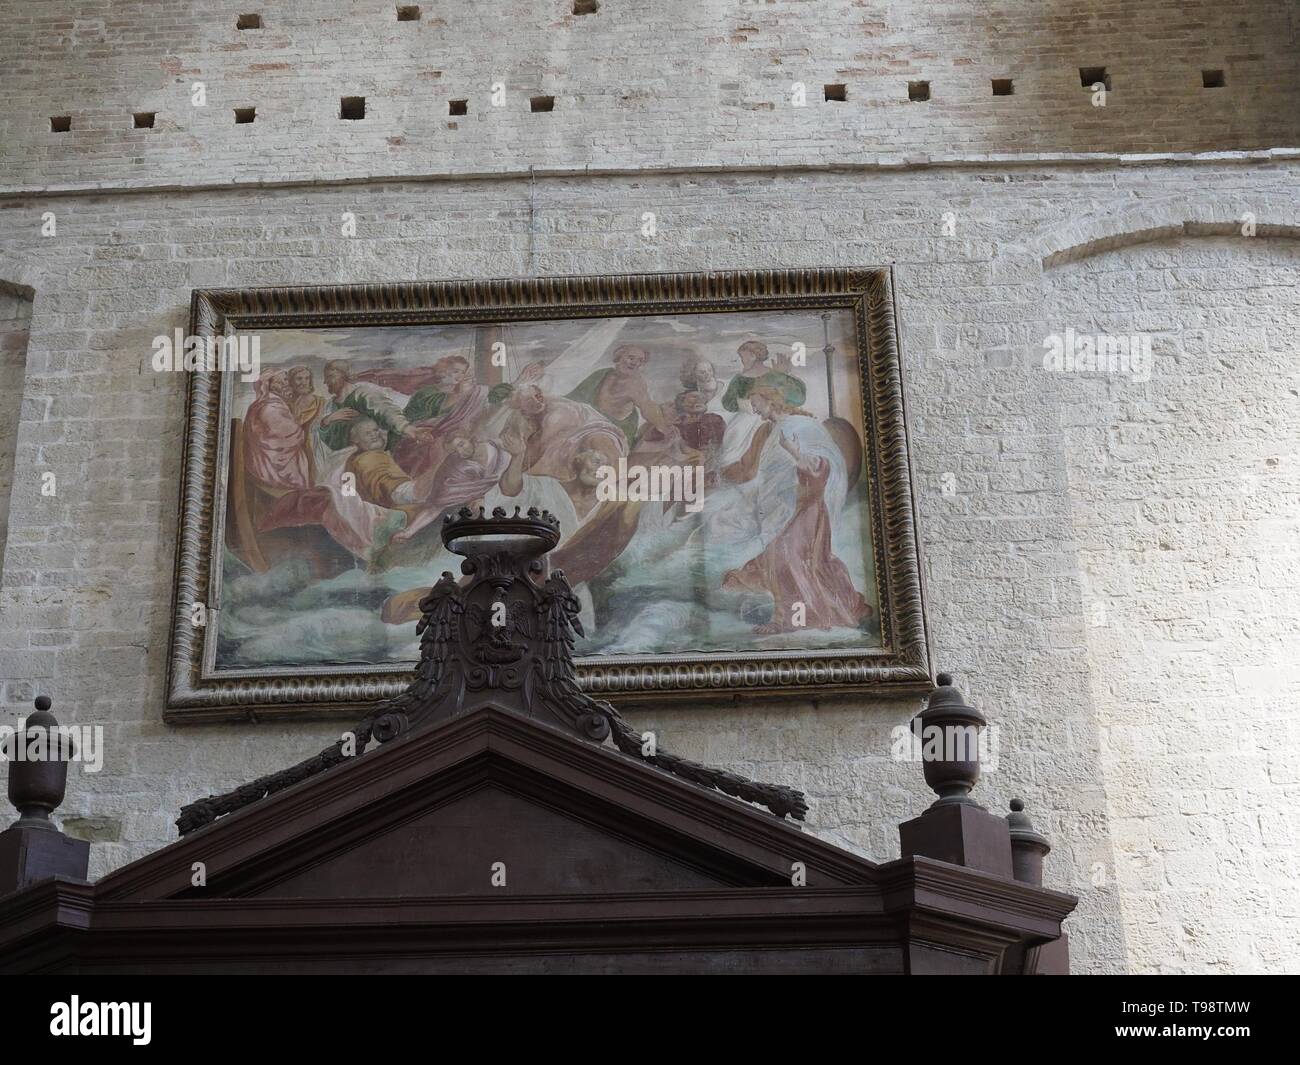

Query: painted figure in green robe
[721,340,806,412]
[317,360,418,452]
[394,356,544,477]
[403,374,515,425]
[565,343,671,445]
[403,355,546,427]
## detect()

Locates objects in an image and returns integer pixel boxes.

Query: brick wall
[0,0,1297,192]
[1047,237,1300,972]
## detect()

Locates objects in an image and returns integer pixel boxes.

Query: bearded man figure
[390,355,543,478]
[565,343,672,446]
[317,359,430,454]
[243,369,311,494]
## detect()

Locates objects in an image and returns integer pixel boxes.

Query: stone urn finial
[0,694,90,894]
[6,696,74,831]
[898,671,1014,879]
[1007,798,1051,886]
[912,672,988,809]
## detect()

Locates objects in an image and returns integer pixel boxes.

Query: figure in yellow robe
[343,419,423,516]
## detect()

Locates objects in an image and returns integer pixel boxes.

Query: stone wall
[0,290,32,589]
[0,0,1297,191]
[0,160,1296,972]
[1047,236,1300,973]
[0,0,1297,975]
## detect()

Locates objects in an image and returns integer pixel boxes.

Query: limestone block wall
[0,290,32,589]
[0,0,1297,975]
[1046,236,1300,973]
[0,160,1296,972]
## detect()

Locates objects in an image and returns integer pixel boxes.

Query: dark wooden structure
[0,509,1074,974]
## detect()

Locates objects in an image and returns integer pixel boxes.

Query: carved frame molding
[166,268,933,722]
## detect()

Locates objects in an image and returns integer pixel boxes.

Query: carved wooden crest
[178,507,808,834]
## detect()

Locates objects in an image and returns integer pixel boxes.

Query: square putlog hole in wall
[908,80,930,102]
[396,5,421,20]
[448,99,468,116]
[49,115,72,132]
[574,0,599,13]
[133,111,156,129]
[991,78,1014,96]
[1080,66,1110,90]
[1202,69,1226,88]
[340,96,366,120]
[530,96,555,113]
[234,107,256,124]
[824,83,847,102]
[236,13,262,30]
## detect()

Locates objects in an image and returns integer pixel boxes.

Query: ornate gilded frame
[166,268,932,722]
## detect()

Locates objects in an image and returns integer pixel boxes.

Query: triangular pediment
[95,707,877,903]
[254,782,731,898]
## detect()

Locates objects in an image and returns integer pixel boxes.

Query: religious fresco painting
[222,309,878,665]
[168,271,932,718]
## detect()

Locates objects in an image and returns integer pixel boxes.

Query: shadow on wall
[964,0,1293,154]
[1042,229,1300,973]
[0,282,34,589]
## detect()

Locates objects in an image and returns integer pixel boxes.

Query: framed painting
[166,268,932,721]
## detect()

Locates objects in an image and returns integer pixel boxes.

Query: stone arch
[1029,196,1300,270]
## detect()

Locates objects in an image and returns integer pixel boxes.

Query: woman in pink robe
[721,389,871,633]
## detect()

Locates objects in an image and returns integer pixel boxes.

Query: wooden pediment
[0,707,1076,973]
[95,706,875,905]
[0,511,1076,973]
